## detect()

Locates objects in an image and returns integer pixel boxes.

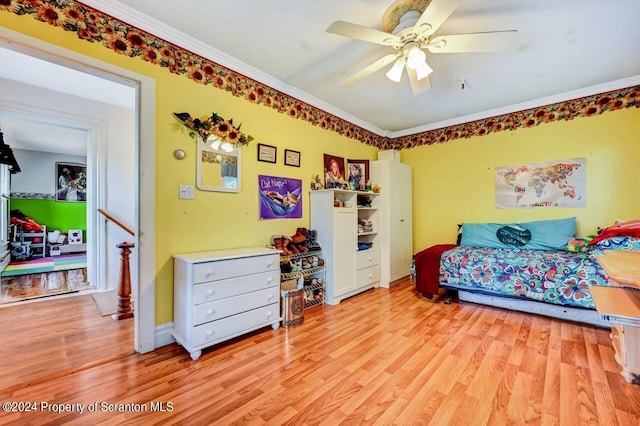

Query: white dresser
[173,247,281,360]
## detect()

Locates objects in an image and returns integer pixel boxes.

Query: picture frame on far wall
[284,149,301,167]
[323,154,346,189]
[257,143,277,163]
[347,159,369,191]
[55,162,87,202]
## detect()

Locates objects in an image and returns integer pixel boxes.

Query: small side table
[590,250,640,385]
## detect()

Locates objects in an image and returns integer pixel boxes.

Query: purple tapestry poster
[259,175,303,219]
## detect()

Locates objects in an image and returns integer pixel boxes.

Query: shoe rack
[274,231,327,309]
[279,247,326,309]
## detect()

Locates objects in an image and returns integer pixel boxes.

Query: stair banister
[97,208,135,320]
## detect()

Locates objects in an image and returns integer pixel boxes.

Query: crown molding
[80,0,386,137]
[391,75,640,138]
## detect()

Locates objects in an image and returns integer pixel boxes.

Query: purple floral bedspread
[439,237,640,309]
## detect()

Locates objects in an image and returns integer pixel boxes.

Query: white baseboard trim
[389,275,410,286]
[155,322,175,348]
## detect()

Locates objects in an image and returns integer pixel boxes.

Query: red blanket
[414,244,457,298]
[589,219,640,245]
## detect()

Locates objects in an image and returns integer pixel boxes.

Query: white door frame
[0,102,105,291]
[0,28,156,353]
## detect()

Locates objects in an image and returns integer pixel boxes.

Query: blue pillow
[460,218,576,250]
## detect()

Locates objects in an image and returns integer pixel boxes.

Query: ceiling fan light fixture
[385,57,406,82]
[415,61,433,81]
[406,46,426,69]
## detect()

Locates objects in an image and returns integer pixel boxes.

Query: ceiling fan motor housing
[392,10,422,35]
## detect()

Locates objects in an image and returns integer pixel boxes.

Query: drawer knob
[267,277,273,283]
[267,261,273,267]
[207,289,214,295]
[368,257,372,261]
[368,274,373,279]
[205,270,214,277]
[207,309,214,315]
[207,330,214,336]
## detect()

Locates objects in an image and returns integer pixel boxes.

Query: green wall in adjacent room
[10,199,86,235]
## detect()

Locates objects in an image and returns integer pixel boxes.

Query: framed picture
[259,175,303,219]
[347,159,369,191]
[257,143,277,163]
[284,149,301,167]
[323,154,347,189]
[56,162,87,202]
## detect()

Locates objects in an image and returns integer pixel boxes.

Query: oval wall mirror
[196,137,241,192]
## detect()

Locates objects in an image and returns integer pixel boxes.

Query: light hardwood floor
[0,293,134,394]
[0,269,91,304]
[1,280,640,425]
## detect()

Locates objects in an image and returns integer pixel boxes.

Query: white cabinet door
[372,159,413,284]
[333,209,357,297]
[389,162,412,282]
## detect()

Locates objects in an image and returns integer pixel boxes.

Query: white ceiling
[1,0,639,154]
[82,0,640,133]
[0,46,134,156]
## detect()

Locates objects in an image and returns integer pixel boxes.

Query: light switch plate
[179,184,194,199]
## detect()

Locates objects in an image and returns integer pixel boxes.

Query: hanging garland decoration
[173,112,253,146]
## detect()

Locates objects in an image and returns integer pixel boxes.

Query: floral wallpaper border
[386,86,640,150]
[2,0,639,150]
[11,192,54,200]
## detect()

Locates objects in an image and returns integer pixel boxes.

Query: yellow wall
[403,107,640,251]
[0,13,377,324]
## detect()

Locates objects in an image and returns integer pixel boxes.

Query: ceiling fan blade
[327,20,399,47]
[341,53,401,87]
[414,0,462,36]
[407,67,431,95]
[427,31,517,53]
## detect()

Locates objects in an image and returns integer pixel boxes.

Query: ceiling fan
[326,0,517,94]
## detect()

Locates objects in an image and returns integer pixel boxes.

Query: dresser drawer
[356,247,380,270]
[193,254,279,284]
[193,286,279,326]
[193,270,279,304]
[357,265,380,287]
[193,303,279,347]
[621,325,640,370]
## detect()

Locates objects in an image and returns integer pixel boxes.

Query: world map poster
[495,158,586,209]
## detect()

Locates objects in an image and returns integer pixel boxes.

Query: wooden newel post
[116,241,135,320]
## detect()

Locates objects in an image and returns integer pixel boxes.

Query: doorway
[1,119,94,304]
[0,28,156,357]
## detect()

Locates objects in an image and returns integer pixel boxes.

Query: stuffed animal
[566,236,594,253]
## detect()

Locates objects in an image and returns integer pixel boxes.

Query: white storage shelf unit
[310,189,381,305]
[13,226,47,259]
[173,247,281,360]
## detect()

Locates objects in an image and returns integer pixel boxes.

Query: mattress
[439,246,608,309]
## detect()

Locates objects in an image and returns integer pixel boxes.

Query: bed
[414,219,640,327]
